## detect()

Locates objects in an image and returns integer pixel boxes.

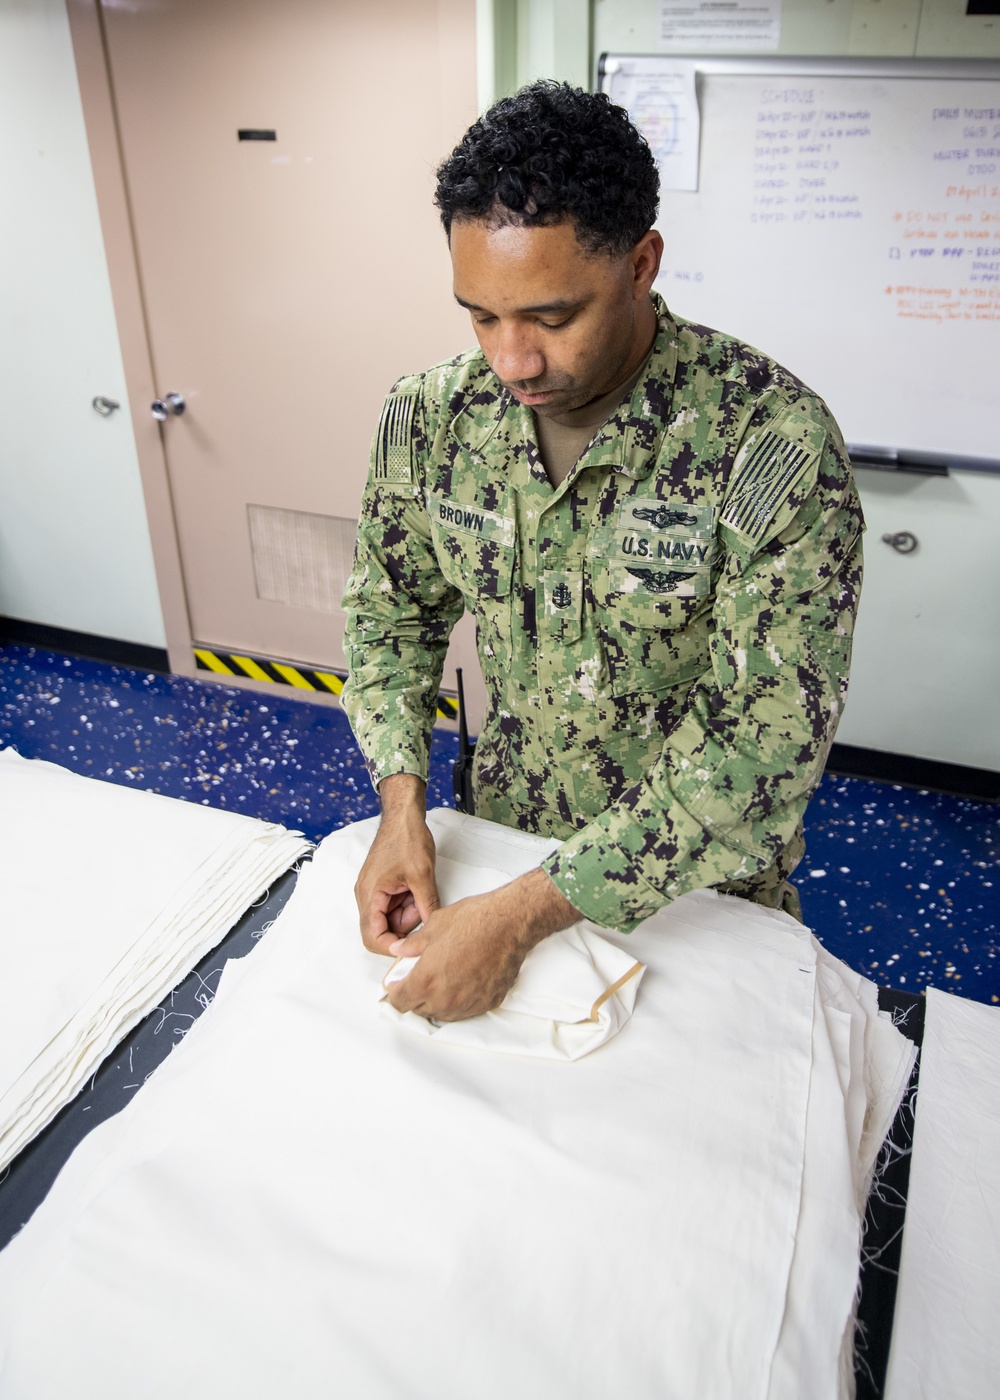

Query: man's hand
[386,868,579,1022]
[355,774,439,956]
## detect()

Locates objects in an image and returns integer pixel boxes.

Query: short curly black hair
[434,81,659,257]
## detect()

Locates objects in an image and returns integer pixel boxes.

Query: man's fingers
[388,928,430,958]
[359,887,420,953]
[386,967,427,1015]
[386,967,488,1022]
[387,984,413,1014]
[385,892,421,936]
[355,865,436,946]
[409,868,441,926]
[370,929,406,957]
[352,809,439,957]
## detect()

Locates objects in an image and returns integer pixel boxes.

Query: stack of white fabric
[0,747,310,1172]
[884,988,1000,1400]
[0,808,914,1399]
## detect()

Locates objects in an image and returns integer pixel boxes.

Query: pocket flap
[427,491,516,599]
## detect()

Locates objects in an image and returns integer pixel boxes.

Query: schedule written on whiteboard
[601,58,1000,463]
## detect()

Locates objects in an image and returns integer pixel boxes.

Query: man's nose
[491,323,545,384]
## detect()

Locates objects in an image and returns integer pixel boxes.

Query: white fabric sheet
[0,809,914,1400]
[884,987,1000,1400]
[381,855,644,1059]
[0,747,310,1170]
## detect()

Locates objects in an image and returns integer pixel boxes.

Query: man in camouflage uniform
[341,83,862,1022]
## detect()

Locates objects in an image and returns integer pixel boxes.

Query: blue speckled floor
[795,780,996,1002]
[1,643,997,1004]
[0,643,456,834]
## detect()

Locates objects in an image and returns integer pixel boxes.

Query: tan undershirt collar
[533,360,647,488]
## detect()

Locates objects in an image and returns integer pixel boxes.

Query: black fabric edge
[0,617,170,675]
[854,987,924,1400]
[827,741,999,803]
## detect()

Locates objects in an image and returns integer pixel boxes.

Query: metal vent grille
[247,504,358,614]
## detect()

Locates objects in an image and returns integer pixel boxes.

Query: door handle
[151,392,186,421]
[881,531,918,554]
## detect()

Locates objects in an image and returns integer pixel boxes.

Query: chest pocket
[589,504,715,696]
[593,570,711,696]
[427,492,516,605]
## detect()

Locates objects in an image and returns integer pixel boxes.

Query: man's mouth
[508,386,558,406]
[503,374,576,405]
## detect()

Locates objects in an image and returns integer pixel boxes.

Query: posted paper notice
[603,59,701,193]
[659,0,782,53]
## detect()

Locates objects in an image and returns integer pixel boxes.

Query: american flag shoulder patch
[721,429,817,547]
[371,392,418,485]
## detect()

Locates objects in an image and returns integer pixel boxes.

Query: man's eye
[540,316,573,330]
[473,315,497,327]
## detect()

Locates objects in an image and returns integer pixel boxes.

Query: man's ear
[631,229,664,299]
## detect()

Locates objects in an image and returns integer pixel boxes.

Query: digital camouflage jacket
[341,295,863,932]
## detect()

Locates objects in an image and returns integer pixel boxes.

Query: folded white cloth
[0,808,914,1400]
[884,988,1000,1400]
[380,856,644,1059]
[0,747,310,1170]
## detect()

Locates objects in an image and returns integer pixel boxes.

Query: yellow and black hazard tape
[193,647,459,721]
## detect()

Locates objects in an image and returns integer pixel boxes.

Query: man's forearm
[500,866,580,952]
[378,773,427,822]
[377,776,577,935]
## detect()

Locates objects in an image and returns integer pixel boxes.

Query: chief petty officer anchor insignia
[551,582,573,610]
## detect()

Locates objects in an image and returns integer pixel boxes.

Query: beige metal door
[94,0,477,679]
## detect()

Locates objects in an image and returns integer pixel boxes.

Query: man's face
[450,218,660,420]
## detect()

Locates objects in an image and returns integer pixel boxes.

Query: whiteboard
[601,58,1000,466]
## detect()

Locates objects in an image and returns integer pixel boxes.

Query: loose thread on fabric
[854,1054,919,1391]
[853,1318,878,1393]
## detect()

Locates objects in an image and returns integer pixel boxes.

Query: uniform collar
[447,293,679,483]
[582,294,678,482]
[447,376,510,456]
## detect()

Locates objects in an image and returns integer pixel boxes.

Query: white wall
[477,0,590,102]
[0,0,165,648]
[516,0,590,87]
